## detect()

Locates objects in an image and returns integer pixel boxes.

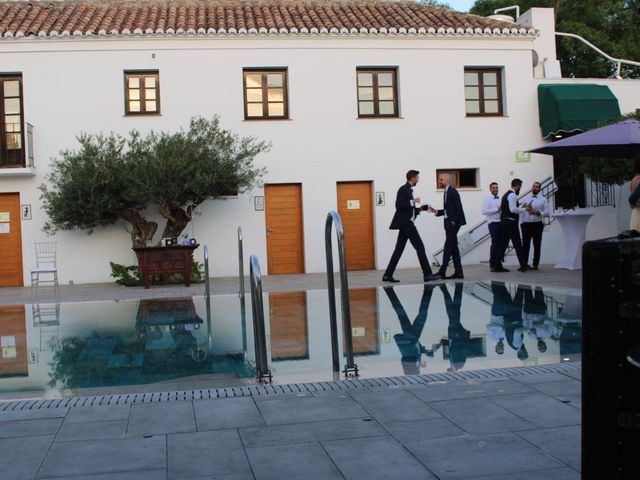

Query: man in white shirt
[519,181,550,270]
[482,182,502,271]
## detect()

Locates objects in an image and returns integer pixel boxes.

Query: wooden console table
[133,245,199,289]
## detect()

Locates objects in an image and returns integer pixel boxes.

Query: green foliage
[470,0,640,79]
[41,117,269,247]
[580,111,640,185]
[109,260,205,287]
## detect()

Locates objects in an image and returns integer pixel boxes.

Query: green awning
[538,84,621,138]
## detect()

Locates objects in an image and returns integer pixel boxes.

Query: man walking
[519,181,549,270]
[430,173,466,279]
[494,178,528,272]
[482,182,502,271]
[383,170,440,283]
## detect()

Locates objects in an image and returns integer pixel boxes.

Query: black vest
[500,191,519,221]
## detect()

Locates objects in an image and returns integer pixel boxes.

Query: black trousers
[496,219,526,269]
[384,222,433,278]
[521,222,544,267]
[488,222,502,268]
[439,221,462,274]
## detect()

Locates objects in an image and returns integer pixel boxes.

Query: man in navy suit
[430,173,467,279]
[383,170,440,283]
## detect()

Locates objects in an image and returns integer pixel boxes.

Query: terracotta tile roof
[0,0,536,39]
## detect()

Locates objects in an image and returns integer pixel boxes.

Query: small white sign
[346,200,360,210]
[21,204,32,220]
[516,151,532,163]
[0,212,9,222]
[254,196,264,211]
[376,192,385,207]
[382,328,391,344]
[352,327,365,337]
[0,224,9,234]
[29,348,39,364]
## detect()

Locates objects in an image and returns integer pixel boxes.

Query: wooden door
[337,182,375,270]
[269,291,308,360]
[264,184,305,274]
[0,305,28,377]
[349,288,379,355]
[0,193,23,287]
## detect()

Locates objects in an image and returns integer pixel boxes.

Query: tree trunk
[160,205,191,239]
[120,210,158,247]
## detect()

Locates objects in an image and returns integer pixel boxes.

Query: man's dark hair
[533,181,542,187]
[511,178,523,187]
[406,170,420,181]
[489,182,498,187]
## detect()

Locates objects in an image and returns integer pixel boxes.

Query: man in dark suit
[429,173,466,279]
[494,178,528,272]
[383,170,440,283]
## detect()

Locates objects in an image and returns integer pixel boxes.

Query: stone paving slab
[349,389,442,425]
[384,417,465,444]
[516,425,581,470]
[56,419,128,442]
[194,397,264,431]
[47,471,167,480]
[406,379,535,403]
[405,432,566,479]
[128,401,196,436]
[0,417,62,438]
[0,435,55,480]
[322,435,437,479]
[255,394,369,425]
[245,443,343,480]
[64,404,131,423]
[490,392,582,428]
[470,467,580,480]
[38,436,166,478]
[530,380,582,401]
[0,406,68,422]
[0,265,581,306]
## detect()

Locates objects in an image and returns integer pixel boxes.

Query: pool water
[0,282,581,400]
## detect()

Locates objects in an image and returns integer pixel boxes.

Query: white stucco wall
[1,33,639,284]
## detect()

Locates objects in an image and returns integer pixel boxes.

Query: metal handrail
[203,244,213,351]
[249,255,272,383]
[203,245,210,299]
[325,211,358,377]
[556,32,640,79]
[238,227,247,360]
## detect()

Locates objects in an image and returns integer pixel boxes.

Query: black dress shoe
[531,265,539,271]
[446,273,464,279]
[517,266,530,272]
[424,273,442,282]
[382,276,400,283]
[494,267,510,272]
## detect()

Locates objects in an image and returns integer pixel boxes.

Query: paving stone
[57,420,128,442]
[517,425,581,470]
[239,418,385,448]
[255,394,368,425]
[407,380,534,403]
[65,405,131,423]
[49,470,167,480]
[490,392,581,427]
[429,398,536,433]
[530,380,582,401]
[323,435,437,479]
[168,430,251,479]
[194,397,264,431]
[470,467,580,480]
[246,443,343,480]
[385,417,465,444]
[128,401,196,436]
[406,432,565,479]
[0,435,54,480]
[0,407,68,422]
[511,372,574,385]
[349,389,442,425]
[0,417,61,438]
[38,436,166,478]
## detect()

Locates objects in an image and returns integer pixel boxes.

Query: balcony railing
[586,179,616,208]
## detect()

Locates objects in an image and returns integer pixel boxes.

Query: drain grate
[0,362,580,412]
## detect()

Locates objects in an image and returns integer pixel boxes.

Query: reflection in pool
[0,282,581,399]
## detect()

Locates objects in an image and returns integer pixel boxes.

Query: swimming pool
[0,281,581,400]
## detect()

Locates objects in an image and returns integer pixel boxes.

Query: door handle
[266,227,275,235]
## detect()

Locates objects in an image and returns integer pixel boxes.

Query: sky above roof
[447,0,475,13]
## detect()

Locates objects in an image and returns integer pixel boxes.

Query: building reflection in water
[269,291,309,361]
[349,288,379,356]
[0,305,28,378]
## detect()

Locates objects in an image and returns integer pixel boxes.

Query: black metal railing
[249,255,272,383]
[588,180,616,207]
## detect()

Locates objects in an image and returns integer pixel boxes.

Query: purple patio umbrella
[528,119,640,158]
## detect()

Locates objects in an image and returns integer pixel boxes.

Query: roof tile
[0,0,535,39]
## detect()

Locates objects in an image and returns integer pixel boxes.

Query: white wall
[2,35,639,284]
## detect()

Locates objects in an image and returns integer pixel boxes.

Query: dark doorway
[553,156,586,209]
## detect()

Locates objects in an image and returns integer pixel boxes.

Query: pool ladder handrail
[238,227,248,360]
[249,254,272,383]
[325,211,358,377]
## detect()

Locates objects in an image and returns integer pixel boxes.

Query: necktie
[443,189,447,207]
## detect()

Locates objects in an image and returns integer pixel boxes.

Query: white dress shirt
[520,193,550,223]
[506,189,527,216]
[482,194,501,224]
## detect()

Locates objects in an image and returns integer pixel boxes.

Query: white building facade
[1,1,639,286]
